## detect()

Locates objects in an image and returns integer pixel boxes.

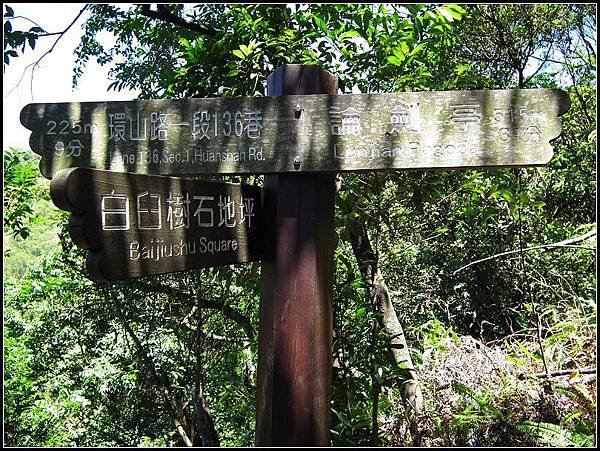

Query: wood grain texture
[256,64,336,447]
[21,89,570,179]
[50,168,262,281]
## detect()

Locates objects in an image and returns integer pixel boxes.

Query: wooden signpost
[21,89,569,178]
[20,64,570,447]
[50,167,262,281]
[256,65,338,446]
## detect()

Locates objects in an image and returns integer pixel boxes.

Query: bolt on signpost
[20,64,570,446]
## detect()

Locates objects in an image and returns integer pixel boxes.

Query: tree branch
[180,307,248,344]
[577,22,596,60]
[139,4,218,36]
[135,281,255,340]
[343,184,423,418]
[452,229,597,275]
[523,43,554,86]
[10,15,44,28]
[6,5,89,99]
[103,286,194,447]
[518,367,596,380]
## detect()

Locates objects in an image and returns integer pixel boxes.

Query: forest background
[3,3,597,447]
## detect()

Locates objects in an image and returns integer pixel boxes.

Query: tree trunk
[192,383,220,447]
[347,217,424,417]
[371,270,423,416]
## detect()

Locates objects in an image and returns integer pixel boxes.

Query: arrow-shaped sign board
[50,168,262,282]
[22,89,569,179]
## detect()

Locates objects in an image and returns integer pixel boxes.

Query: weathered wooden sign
[50,168,262,281]
[19,62,572,447]
[21,89,570,178]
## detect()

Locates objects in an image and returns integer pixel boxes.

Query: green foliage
[518,421,593,447]
[413,315,596,447]
[3,3,596,447]
[4,251,259,446]
[73,4,466,98]
[3,4,46,67]
[441,4,594,88]
[3,148,39,240]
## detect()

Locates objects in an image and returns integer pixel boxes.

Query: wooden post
[256,65,338,446]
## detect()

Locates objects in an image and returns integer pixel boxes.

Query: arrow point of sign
[29,132,43,158]
[540,147,555,166]
[86,251,109,283]
[50,168,83,213]
[67,214,95,250]
[555,89,571,117]
[39,159,55,180]
[19,103,34,130]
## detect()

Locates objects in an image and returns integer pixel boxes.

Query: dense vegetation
[4,4,596,447]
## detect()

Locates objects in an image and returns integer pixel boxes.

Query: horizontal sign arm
[22,89,570,178]
[49,168,263,281]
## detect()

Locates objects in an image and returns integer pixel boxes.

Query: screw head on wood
[293,155,301,169]
[294,104,302,117]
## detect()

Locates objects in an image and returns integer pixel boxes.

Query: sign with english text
[50,168,262,281]
[21,89,569,178]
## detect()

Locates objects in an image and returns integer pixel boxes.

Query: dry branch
[452,229,596,275]
[518,367,596,380]
[6,5,88,98]
[139,5,218,36]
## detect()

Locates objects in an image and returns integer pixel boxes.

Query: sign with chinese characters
[21,89,569,178]
[50,167,262,281]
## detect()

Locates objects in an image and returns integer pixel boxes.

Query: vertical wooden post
[256,65,338,446]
